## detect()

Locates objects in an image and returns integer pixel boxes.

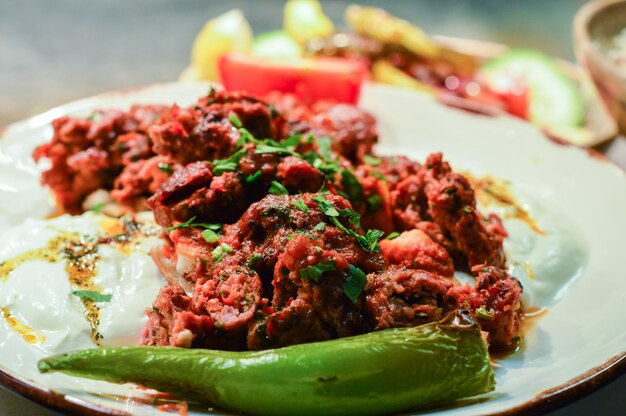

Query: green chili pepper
[38,311,494,416]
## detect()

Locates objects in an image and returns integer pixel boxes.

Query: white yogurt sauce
[0,212,166,383]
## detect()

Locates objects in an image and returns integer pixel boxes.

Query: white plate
[0,82,624,416]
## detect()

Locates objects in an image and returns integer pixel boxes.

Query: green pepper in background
[38,312,494,416]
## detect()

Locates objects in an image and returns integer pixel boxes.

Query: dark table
[0,1,624,415]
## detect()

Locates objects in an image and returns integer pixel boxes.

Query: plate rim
[0,81,624,416]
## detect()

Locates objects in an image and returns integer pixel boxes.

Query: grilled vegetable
[39,311,494,416]
[190,9,253,80]
[284,0,334,44]
[252,30,303,59]
[218,53,367,104]
[480,49,585,130]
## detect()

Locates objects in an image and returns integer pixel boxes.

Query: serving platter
[0,82,624,416]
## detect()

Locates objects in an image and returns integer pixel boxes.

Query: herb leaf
[255,144,299,156]
[212,243,233,263]
[312,194,383,251]
[157,162,173,173]
[246,170,262,183]
[246,253,262,268]
[163,216,222,232]
[72,290,112,302]
[340,169,363,203]
[88,203,105,213]
[317,136,332,160]
[363,155,382,166]
[385,231,400,240]
[300,260,336,282]
[291,198,309,212]
[229,113,242,128]
[201,229,220,243]
[366,194,382,212]
[343,265,367,303]
[476,307,494,321]
[313,221,326,231]
[212,148,246,175]
[311,194,339,217]
[269,181,289,195]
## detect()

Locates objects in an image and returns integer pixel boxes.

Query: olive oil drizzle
[0,216,157,345]
[0,306,46,345]
[466,174,546,235]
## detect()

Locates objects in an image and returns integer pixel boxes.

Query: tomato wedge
[218,52,368,104]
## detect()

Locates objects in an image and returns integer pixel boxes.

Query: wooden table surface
[0,1,624,415]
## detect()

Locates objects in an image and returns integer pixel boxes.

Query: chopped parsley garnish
[246,254,263,268]
[312,194,383,252]
[246,170,262,183]
[157,162,173,173]
[385,231,400,240]
[340,169,363,203]
[72,290,112,303]
[163,216,222,232]
[311,194,340,217]
[255,144,299,156]
[300,260,336,282]
[316,136,332,160]
[343,264,367,303]
[201,229,220,243]
[281,134,303,148]
[291,198,309,212]
[476,307,494,321]
[228,113,242,128]
[369,171,388,182]
[366,194,382,212]
[269,181,289,195]
[88,203,105,213]
[363,155,382,166]
[314,221,326,231]
[212,147,246,175]
[212,243,233,263]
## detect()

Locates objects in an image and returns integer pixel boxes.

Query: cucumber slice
[252,30,303,60]
[481,49,585,129]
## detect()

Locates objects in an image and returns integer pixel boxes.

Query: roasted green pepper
[39,312,494,416]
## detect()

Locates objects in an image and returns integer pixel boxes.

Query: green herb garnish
[72,290,112,302]
[369,171,388,182]
[246,254,263,268]
[363,155,382,166]
[157,163,173,174]
[385,231,400,240]
[164,216,222,232]
[88,203,106,213]
[201,229,220,243]
[212,243,233,263]
[291,198,309,212]
[269,181,289,195]
[476,307,494,321]
[229,113,242,128]
[300,260,336,282]
[343,264,367,303]
[246,170,262,183]
[366,194,382,212]
[340,169,363,203]
[312,194,383,252]
[212,148,246,175]
[313,221,326,231]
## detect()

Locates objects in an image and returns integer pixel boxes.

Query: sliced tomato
[218,52,368,104]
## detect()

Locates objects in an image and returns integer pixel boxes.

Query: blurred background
[0,0,590,127]
[0,1,624,415]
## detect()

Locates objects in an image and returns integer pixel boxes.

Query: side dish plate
[0,82,624,416]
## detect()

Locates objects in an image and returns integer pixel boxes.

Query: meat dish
[33,87,523,353]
